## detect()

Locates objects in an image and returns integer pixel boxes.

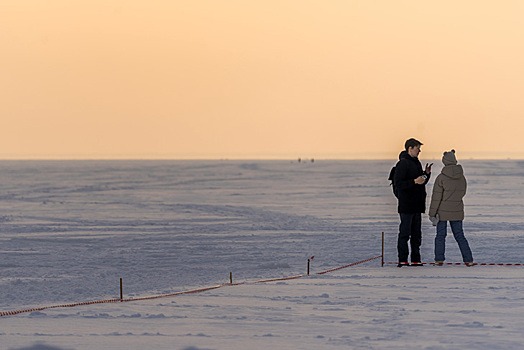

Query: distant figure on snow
[428,150,474,266]
[393,138,432,267]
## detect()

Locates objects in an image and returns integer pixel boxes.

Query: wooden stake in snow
[120,278,123,301]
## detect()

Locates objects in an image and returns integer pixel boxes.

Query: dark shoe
[397,262,409,267]
[434,261,444,266]
[410,262,424,266]
[465,262,475,267]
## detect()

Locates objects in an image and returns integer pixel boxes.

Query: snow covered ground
[1,160,524,349]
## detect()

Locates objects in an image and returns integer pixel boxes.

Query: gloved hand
[429,215,439,226]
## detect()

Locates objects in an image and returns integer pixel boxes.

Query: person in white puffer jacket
[428,150,474,266]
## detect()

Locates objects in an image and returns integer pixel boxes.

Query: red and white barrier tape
[384,261,524,266]
[0,298,121,317]
[0,285,231,317]
[253,274,304,283]
[119,285,225,302]
[317,255,383,275]
[0,255,381,317]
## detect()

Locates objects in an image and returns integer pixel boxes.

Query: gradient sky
[2,1,524,159]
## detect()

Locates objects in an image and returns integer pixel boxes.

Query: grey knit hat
[442,149,457,166]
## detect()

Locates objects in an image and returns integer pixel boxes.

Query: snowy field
[1,160,524,349]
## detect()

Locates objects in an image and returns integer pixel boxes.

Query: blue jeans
[435,220,473,263]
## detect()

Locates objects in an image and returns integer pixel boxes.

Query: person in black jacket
[393,138,432,267]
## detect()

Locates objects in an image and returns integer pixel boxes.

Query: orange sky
[2,1,524,159]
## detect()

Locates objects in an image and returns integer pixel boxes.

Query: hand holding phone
[415,175,426,184]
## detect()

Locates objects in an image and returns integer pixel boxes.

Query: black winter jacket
[393,151,430,214]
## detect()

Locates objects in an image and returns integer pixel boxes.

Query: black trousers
[398,213,422,263]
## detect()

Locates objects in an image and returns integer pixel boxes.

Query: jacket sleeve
[428,176,443,217]
[394,159,415,191]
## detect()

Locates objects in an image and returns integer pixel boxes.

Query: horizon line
[2,151,523,161]
[1,155,523,161]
